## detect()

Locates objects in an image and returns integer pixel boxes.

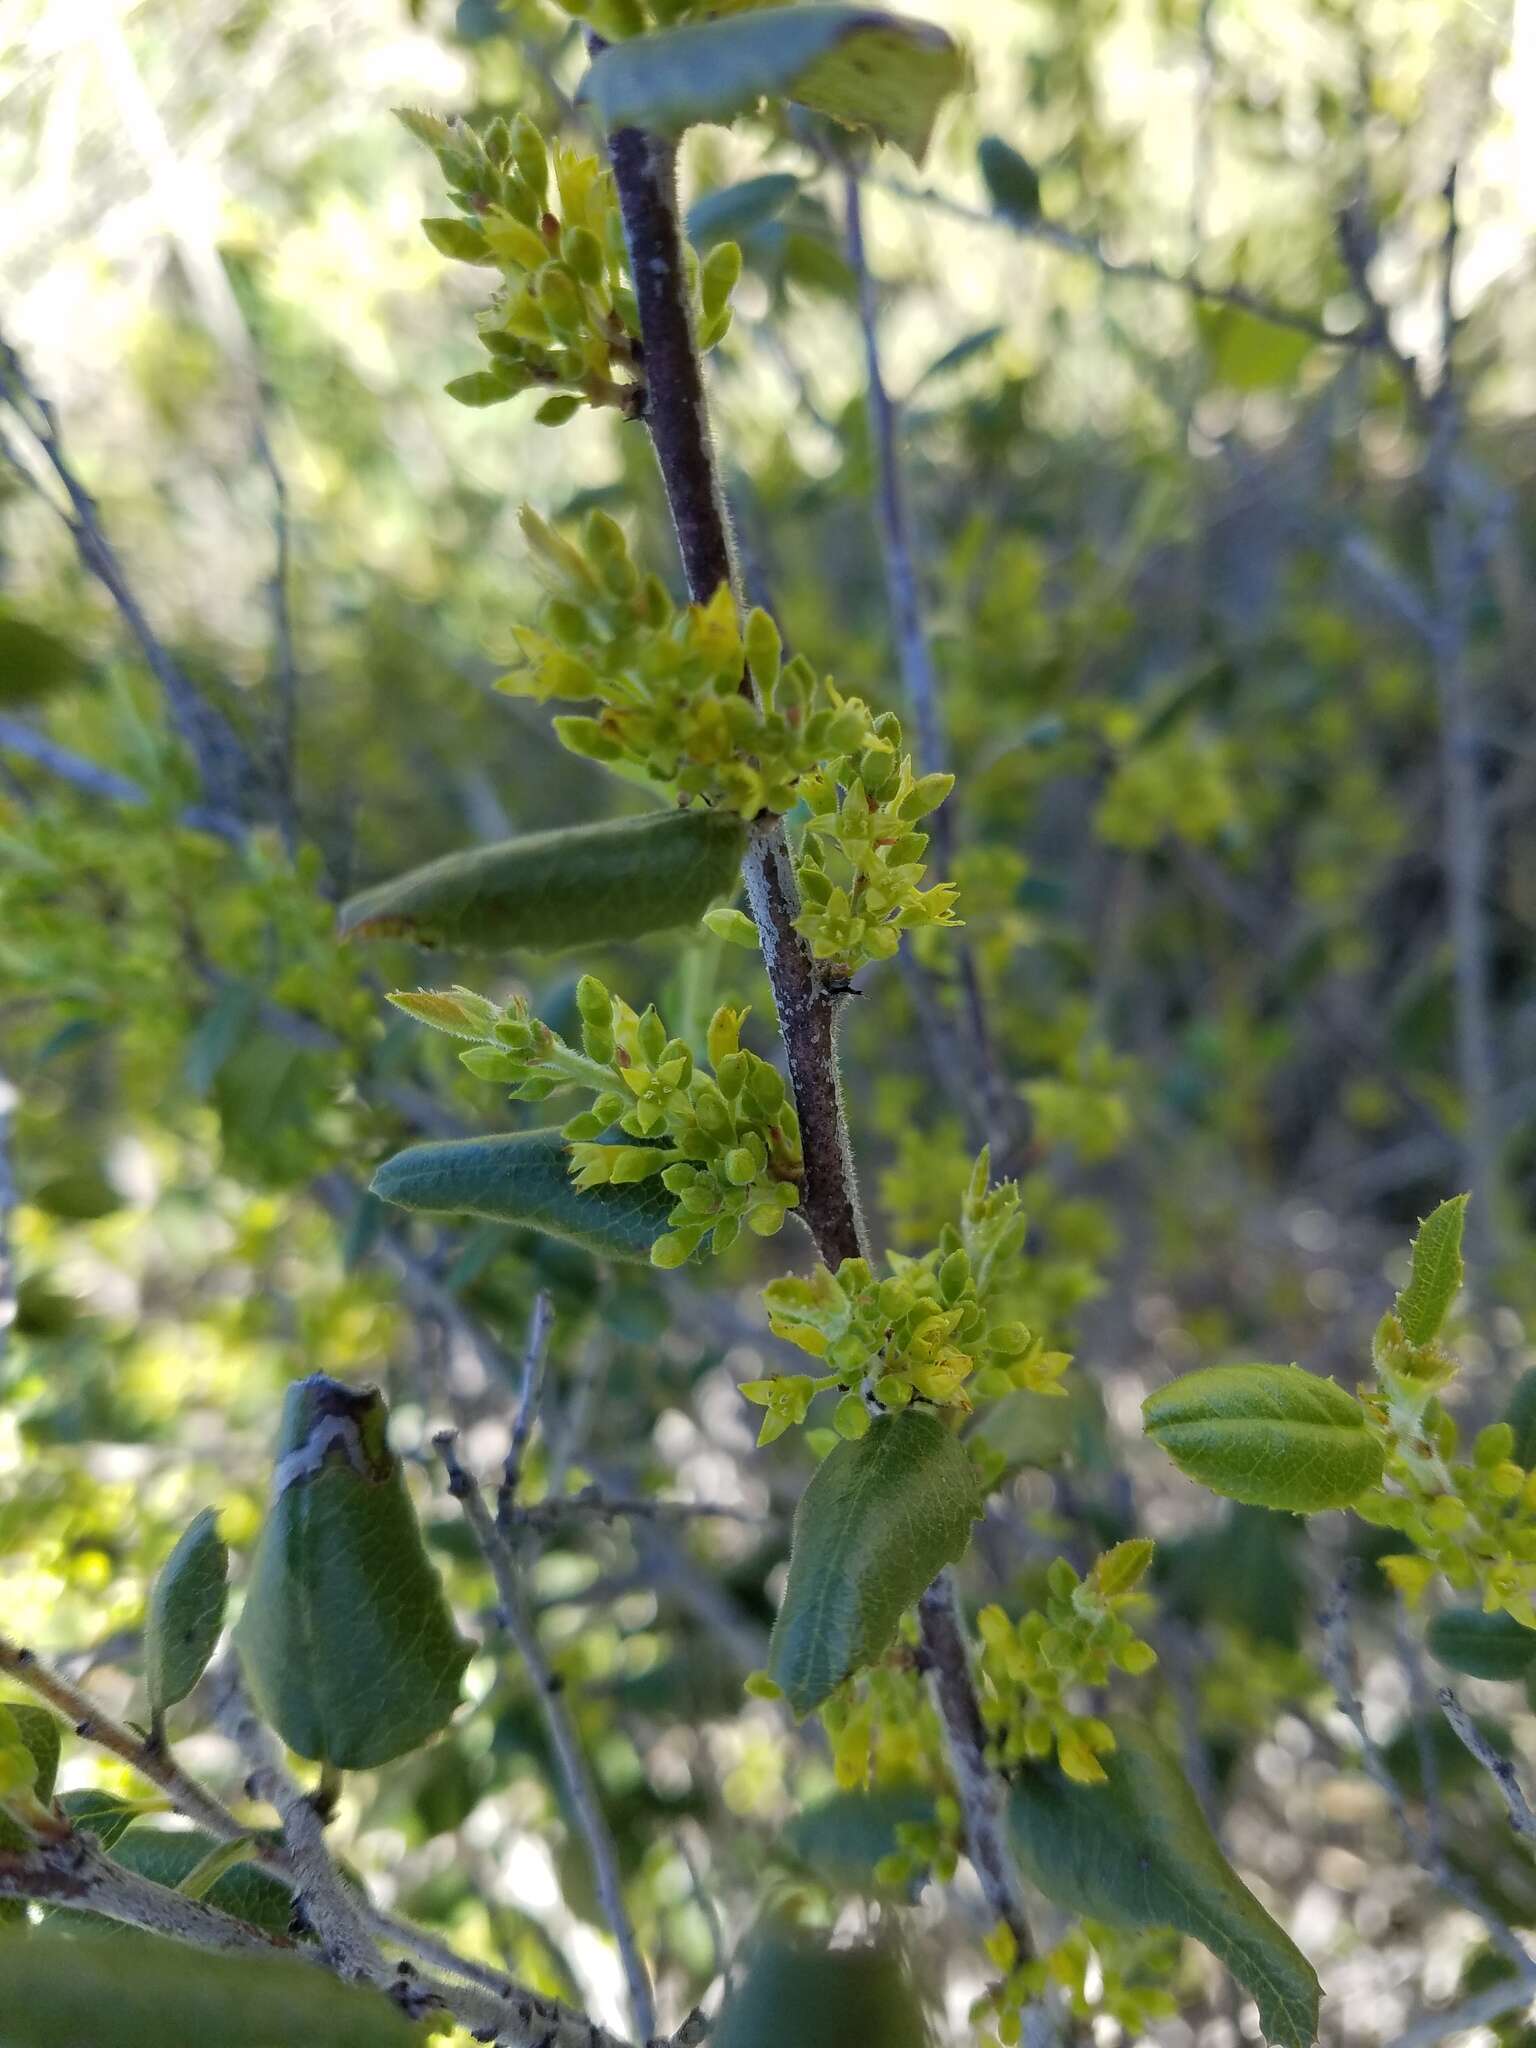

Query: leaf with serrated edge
[234,1377,472,1770]
[768,1409,980,1714]
[580,6,967,164]
[372,1127,673,1263]
[0,1928,417,2048]
[1010,1723,1320,2048]
[145,1507,228,1718]
[1394,1194,1469,1345]
[1142,1363,1381,1513]
[339,808,746,954]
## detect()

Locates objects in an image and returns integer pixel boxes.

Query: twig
[880,175,1377,353]
[602,104,1047,2024]
[0,712,246,840]
[0,1629,631,2048]
[1438,1687,1536,1847]
[1316,1577,1535,1972]
[0,335,247,828]
[1390,1975,1536,2048]
[500,1289,554,1521]
[0,1069,14,1370]
[511,1490,755,1537]
[436,1427,658,2043]
[212,1663,386,1988]
[0,1832,293,1957]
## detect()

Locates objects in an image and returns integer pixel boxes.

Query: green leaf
[372,1127,674,1263]
[55,1788,150,1849]
[1195,302,1315,391]
[445,371,516,408]
[767,1409,980,1714]
[1508,1368,1536,1468]
[686,172,800,246]
[1142,1363,1382,1513]
[1394,1195,1469,1345]
[580,6,968,164]
[0,1928,417,2048]
[977,136,1041,222]
[109,1827,296,1933]
[0,609,87,706]
[145,1507,229,1720]
[714,1923,933,2048]
[966,1379,1104,1478]
[233,1377,472,1770]
[1010,1723,1320,2048]
[1426,1606,1536,1681]
[6,1705,62,1804]
[783,1786,934,1894]
[339,809,747,954]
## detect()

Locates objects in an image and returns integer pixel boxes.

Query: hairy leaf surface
[1010,1723,1320,2048]
[372,1127,672,1261]
[580,6,966,163]
[1394,1194,1469,1344]
[1142,1363,1381,1512]
[339,808,746,954]
[145,1507,229,1719]
[768,1409,979,1714]
[234,1377,471,1769]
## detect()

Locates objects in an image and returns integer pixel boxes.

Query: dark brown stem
[608,124,863,1269]
[603,107,1044,2006]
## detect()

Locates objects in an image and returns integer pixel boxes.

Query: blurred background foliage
[2,0,1535,2039]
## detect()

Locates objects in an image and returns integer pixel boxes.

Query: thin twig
[437,1427,658,2043]
[1317,1577,1535,1972]
[0,336,247,828]
[880,175,1378,353]
[0,1832,293,1957]
[212,1663,386,1987]
[0,712,246,839]
[511,1490,755,1537]
[1438,1687,1536,1848]
[1390,1975,1536,2048]
[500,1289,554,1523]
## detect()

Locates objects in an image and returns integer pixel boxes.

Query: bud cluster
[794,717,961,969]
[500,507,878,818]
[981,1922,1179,2045]
[388,981,801,1267]
[975,1543,1158,1786]
[399,109,738,421]
[743,1150,1067,1445]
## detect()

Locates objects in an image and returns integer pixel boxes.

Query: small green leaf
[55,1788,150,1849]
[977,136,1040,222]
[372,1128,674,1262]
[1142,1363,1382,1513]
[420,215,493,264]
[1508,1368,1536,1467]
[714,1923,933,2048]
[6,1705,62,1804]
[580,6,968,164]
[1195,302,1315,392]
[1426,1606,1536,1681]
[1394,1195,1469,1345]
[767,1409,980,1715]
[109,1827,295,1934]
[0,1928,417,2048]
[784,1787,935,1894]
[145,1508,229,1721]
[340,809,747,954]
[445,371,516,408]
[234,1377,472,1770]
[1010,1723,1320,2048]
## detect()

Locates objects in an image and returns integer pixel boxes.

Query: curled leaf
[234,1377,472,1769]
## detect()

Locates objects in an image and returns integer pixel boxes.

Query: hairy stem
[603,109,1045,2008]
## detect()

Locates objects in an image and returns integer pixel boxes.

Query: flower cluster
[982,1922,1179,2045]
[501,508,877,816]
[975,1543,1158,1785]
[1357,1312,1536,1624]
[399,109,738,421]
[794,716,961,969]
[744,1151,1067,1445]
[389,981,801,1266]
